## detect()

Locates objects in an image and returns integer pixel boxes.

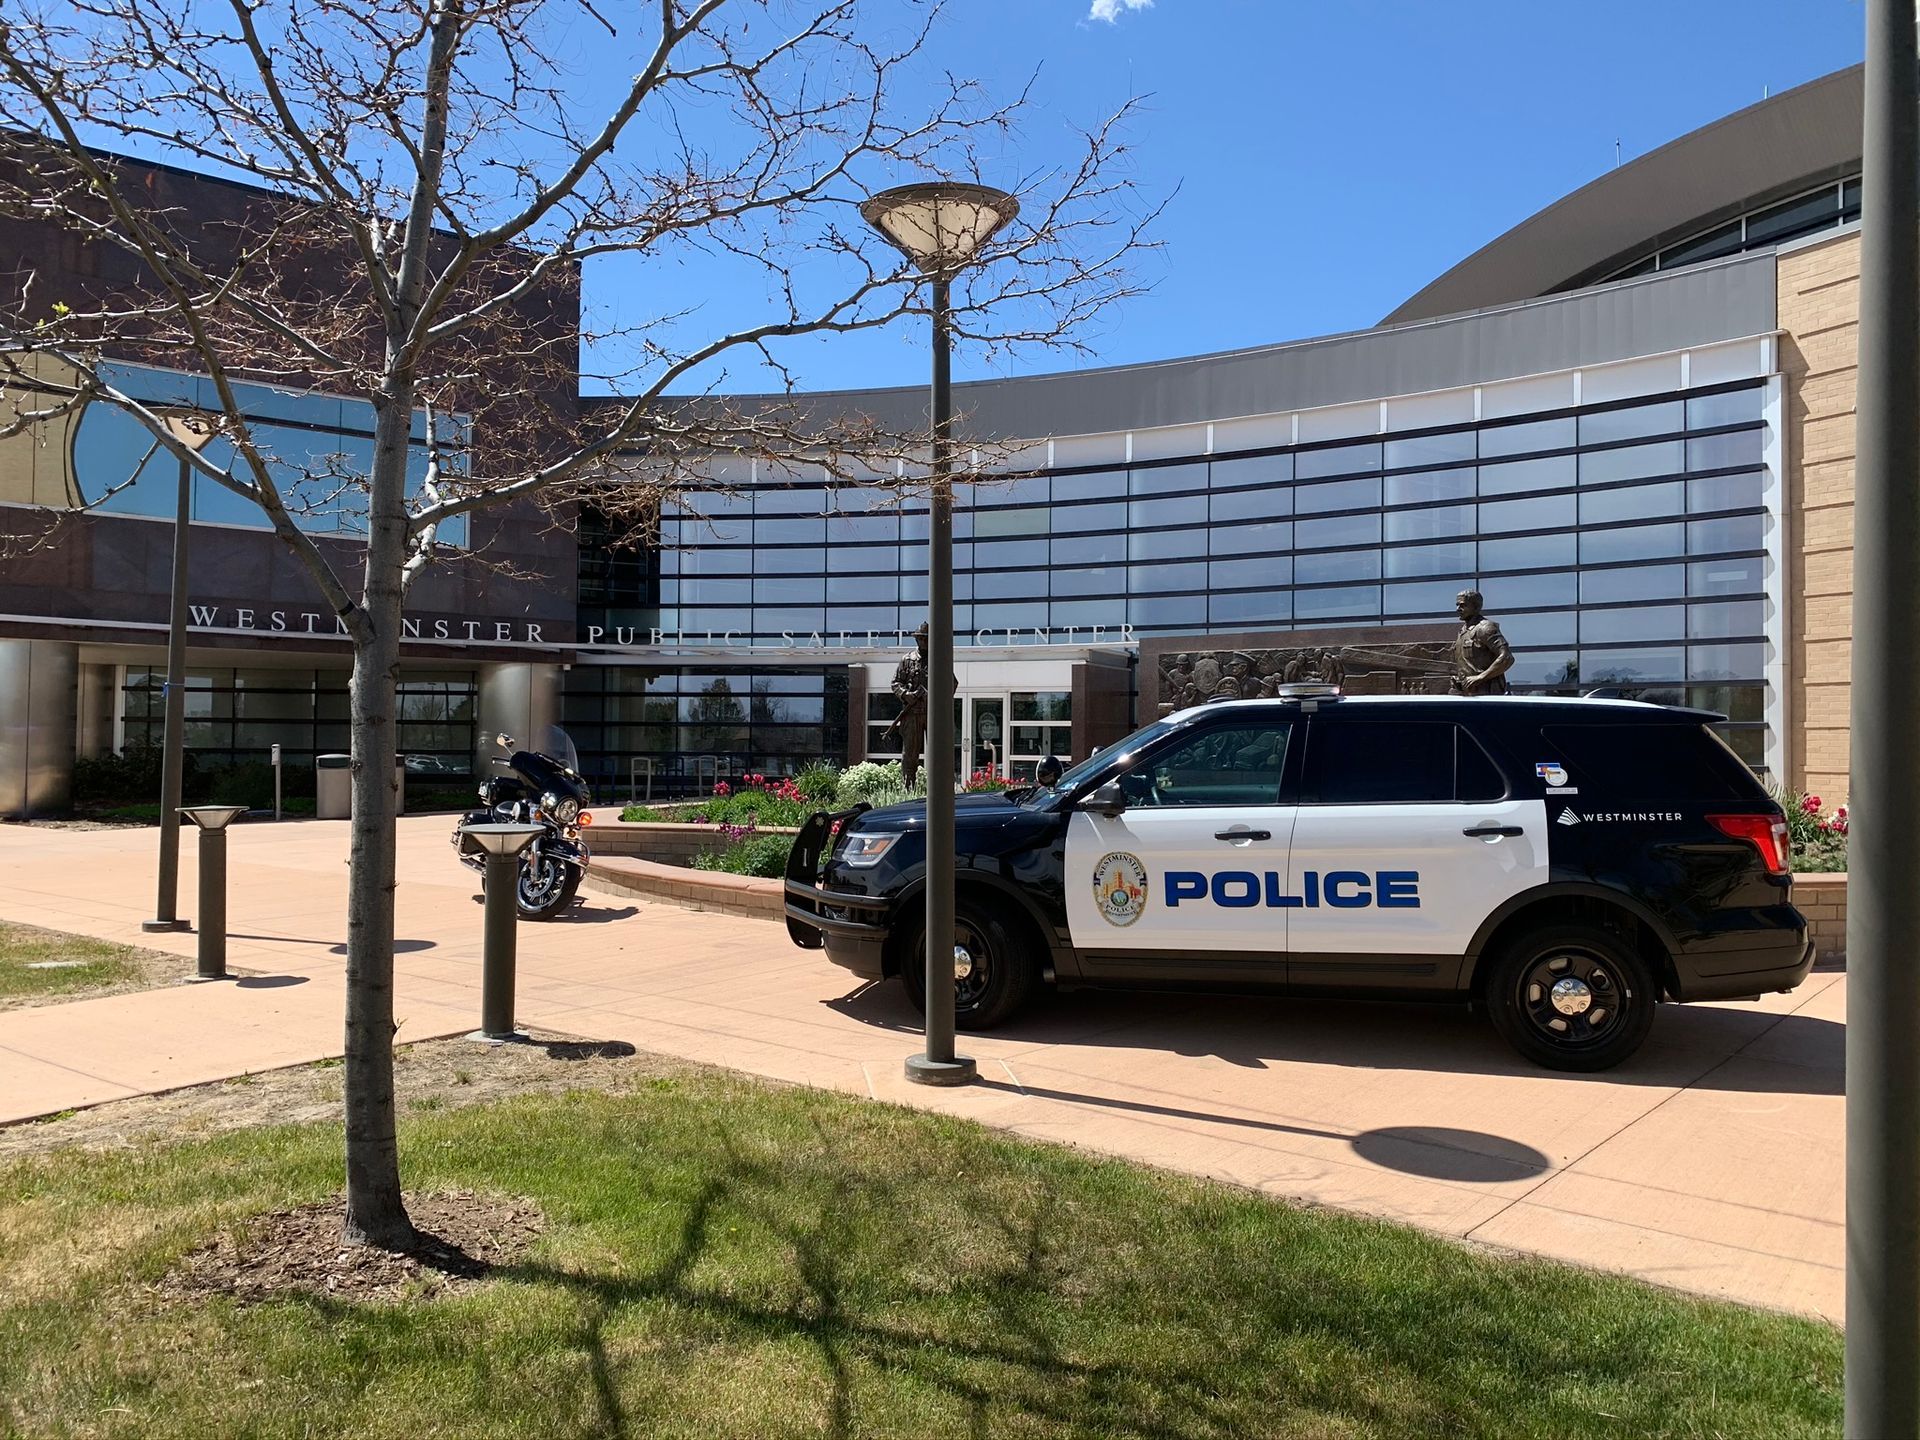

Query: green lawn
[0,1073,1840,1439]
[0,921,154,1004]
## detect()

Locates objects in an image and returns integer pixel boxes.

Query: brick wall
[1795,872,1847,965]
[1778,230,1859,803]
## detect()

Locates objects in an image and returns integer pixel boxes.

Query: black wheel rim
[952,916,994,1013]
[1516,947,1629,1050]
[519,856,564,908]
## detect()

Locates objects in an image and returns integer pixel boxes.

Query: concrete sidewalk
[0,815,1845,1322]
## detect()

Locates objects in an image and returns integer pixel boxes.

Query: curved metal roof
[1384,65,1863,325]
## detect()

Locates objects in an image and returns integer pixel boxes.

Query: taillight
[1707,812,1790,875]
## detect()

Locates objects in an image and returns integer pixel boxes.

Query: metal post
[476,849,521,1040]
[194,825,228,980]
[177,806,244,981]
[907,273,976,1087]
[1848,3,1920,1432]
[143,454,192,932]
[271,742,283,821]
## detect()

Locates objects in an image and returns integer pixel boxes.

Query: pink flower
[1802,794,1821,813]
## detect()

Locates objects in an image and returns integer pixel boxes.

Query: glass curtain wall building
[579,371,1772,773]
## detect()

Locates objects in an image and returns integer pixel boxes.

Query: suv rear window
[1539,723,1760,802]
[1304,720,1509,804]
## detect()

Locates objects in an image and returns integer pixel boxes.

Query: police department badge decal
[1092,851,1149,927]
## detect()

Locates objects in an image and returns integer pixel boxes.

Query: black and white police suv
[783,691,1813,1071]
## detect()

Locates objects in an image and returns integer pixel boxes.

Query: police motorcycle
[451,727,593,919]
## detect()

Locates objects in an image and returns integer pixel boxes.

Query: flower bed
[617,765,1012,876]
[1780,788,1847,873]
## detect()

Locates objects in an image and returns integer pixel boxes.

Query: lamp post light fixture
[143,411,220,934]
[461,822,544,1042]
[860,181,1019,1088]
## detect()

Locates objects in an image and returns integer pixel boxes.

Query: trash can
[315,754,351,819]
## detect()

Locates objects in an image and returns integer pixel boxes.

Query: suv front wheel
[1485,923,1657,1071]
[899,901,1036,1030]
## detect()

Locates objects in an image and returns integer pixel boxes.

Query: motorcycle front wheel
[515,848,581,920]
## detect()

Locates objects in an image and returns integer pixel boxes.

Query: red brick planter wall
[584,854,782,922]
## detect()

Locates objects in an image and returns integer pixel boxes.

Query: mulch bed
[159,1189,543,1305]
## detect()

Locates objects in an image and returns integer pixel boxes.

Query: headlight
[541,790,581,825]
[839,831,902,868]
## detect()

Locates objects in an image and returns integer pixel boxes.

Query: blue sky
[609,0,1864,396]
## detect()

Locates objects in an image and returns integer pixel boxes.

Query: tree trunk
[339,396,420,1250]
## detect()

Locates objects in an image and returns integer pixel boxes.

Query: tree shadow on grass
[478,1129,1333,1440]
[257,1111,1831,1440]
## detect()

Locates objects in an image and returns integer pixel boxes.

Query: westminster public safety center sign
[174,604,1134,651]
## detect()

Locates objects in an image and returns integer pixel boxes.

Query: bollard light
[461,822,544,1043]
[179,805,247,981]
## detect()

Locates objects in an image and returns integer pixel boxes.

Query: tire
[516,851,580,921]
[1484,923,1657,1072]
[898,900,1036,1030]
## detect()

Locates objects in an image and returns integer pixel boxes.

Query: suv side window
[1304,719,1508,804]
[1456,727,1507,802]
[1123,722,1293,807]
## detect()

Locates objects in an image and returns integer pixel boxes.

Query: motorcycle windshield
[536,725,582,777]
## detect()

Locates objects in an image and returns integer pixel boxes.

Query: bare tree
[0,0,1152,1246]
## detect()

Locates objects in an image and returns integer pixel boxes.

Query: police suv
[783,691,1812,1070]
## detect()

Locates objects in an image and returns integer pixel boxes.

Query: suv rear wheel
[1485,923,1656,1071]
[899,901,1036,1030]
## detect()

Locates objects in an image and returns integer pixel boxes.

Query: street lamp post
[861,182,1019,1088]
[143,412,218,934]
[1848,1,1920,1432]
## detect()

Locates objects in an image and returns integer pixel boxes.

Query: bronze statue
[884,623,953,789]
[1450,590,1514,695]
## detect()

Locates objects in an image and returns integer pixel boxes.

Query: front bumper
[783,805,890,977]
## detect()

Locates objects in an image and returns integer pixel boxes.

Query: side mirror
[1083,780,1127,818]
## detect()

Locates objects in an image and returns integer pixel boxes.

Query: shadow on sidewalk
[969,1071,1553,1182]
[822,981,1843,1097]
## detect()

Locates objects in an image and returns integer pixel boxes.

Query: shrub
[621,804,672,822]
[192,760,308,809]
[692,832,795,878]
[71,743,178,805]
[961,767,1008,793]
[795,761,841,802]
[690,774,812,827]
[835,761,908,805]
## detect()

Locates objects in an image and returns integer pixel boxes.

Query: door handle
[1463,825,1524,838]
[1215,828,1272,842]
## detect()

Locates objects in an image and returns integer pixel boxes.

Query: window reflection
[75,363,468,545]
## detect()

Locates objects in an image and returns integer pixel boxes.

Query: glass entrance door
[967,695,1006,781]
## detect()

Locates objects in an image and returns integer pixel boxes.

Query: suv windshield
[1029,717,1183,804]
